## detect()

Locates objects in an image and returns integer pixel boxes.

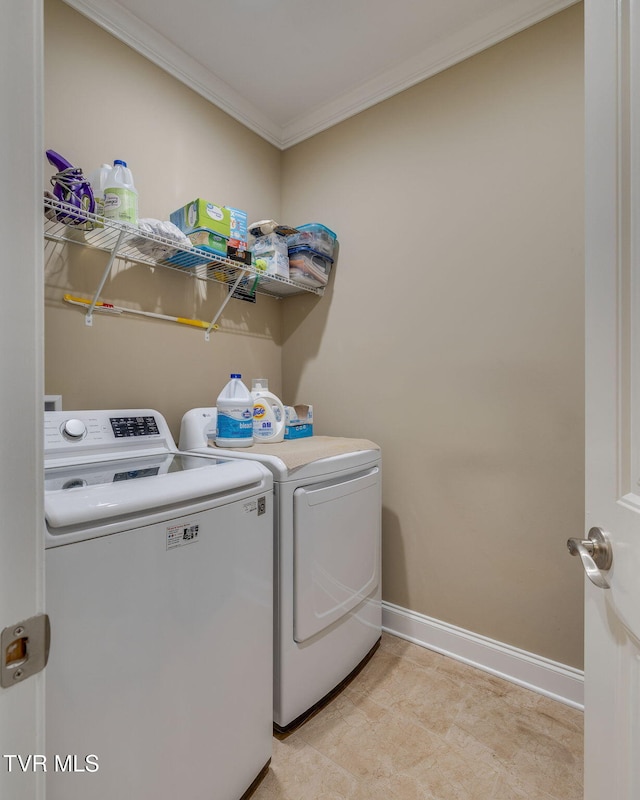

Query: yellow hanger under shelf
[63,294,218,331]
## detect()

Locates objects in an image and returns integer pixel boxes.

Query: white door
[582,1,640,798]
[0,2,45,799]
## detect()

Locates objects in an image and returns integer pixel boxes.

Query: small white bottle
[251,378,286,443]
[103,159,138,225]
[216,374,254,448]
[86,164,111,219]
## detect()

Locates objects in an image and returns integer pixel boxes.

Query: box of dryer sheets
[284,405,313,439]
[170,199,231,238]
[225,206,248,245]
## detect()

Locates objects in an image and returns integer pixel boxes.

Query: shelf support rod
[85,227,127,326]
[205,268,250,341]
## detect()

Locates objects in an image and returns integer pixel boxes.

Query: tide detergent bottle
[251,379,285,443]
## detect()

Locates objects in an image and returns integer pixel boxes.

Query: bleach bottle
[216,374,254,448]
[251,378,285,443]
[103,159,138,225]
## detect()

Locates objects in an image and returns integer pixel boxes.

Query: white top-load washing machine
[44,409,273,800]
[179,408,382,731]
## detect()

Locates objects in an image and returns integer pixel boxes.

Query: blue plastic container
[287,223,337,259]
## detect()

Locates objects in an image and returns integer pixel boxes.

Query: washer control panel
[110,416,160,438]
[44,410,168,458]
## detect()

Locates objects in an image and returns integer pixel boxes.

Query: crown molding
[280,0,579,147]
[63,0,579,150]
[61,0,283,148]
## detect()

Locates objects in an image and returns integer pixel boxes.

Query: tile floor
[251,633,583,800]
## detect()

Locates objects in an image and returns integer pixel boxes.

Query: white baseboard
[382,601,584,710]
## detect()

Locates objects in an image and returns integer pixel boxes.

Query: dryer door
[293,466,381,643]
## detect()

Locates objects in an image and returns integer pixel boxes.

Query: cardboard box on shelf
[170,199,231,238]
[284,405,313,439]
[225,206,248,245]
[187,227,228,257]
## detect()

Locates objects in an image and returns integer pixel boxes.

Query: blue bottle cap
[230,373,241,378]
[114,159,127,167]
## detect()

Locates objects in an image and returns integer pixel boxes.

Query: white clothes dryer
[44,409,273,800]
[179,408,382,731]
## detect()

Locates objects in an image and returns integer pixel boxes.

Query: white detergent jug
[87,163,111,219]
[103,159,138,225]
[251,378,286,443]
[216,374,254,447]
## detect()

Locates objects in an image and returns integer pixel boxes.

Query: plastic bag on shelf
[130,219,192,260]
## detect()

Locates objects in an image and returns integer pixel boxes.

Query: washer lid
[45,452,266,531]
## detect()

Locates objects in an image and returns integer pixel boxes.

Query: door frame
[0,2,45,799]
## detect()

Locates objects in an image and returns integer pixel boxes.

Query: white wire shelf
[43,196,324,300]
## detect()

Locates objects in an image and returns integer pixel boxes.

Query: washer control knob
[62,418,87,440]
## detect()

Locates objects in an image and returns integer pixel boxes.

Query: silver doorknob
[567,527,613,589]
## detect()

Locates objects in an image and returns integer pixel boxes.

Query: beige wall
[44,1,585,667]
[281,5,585,667]
[43,0,283,439]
